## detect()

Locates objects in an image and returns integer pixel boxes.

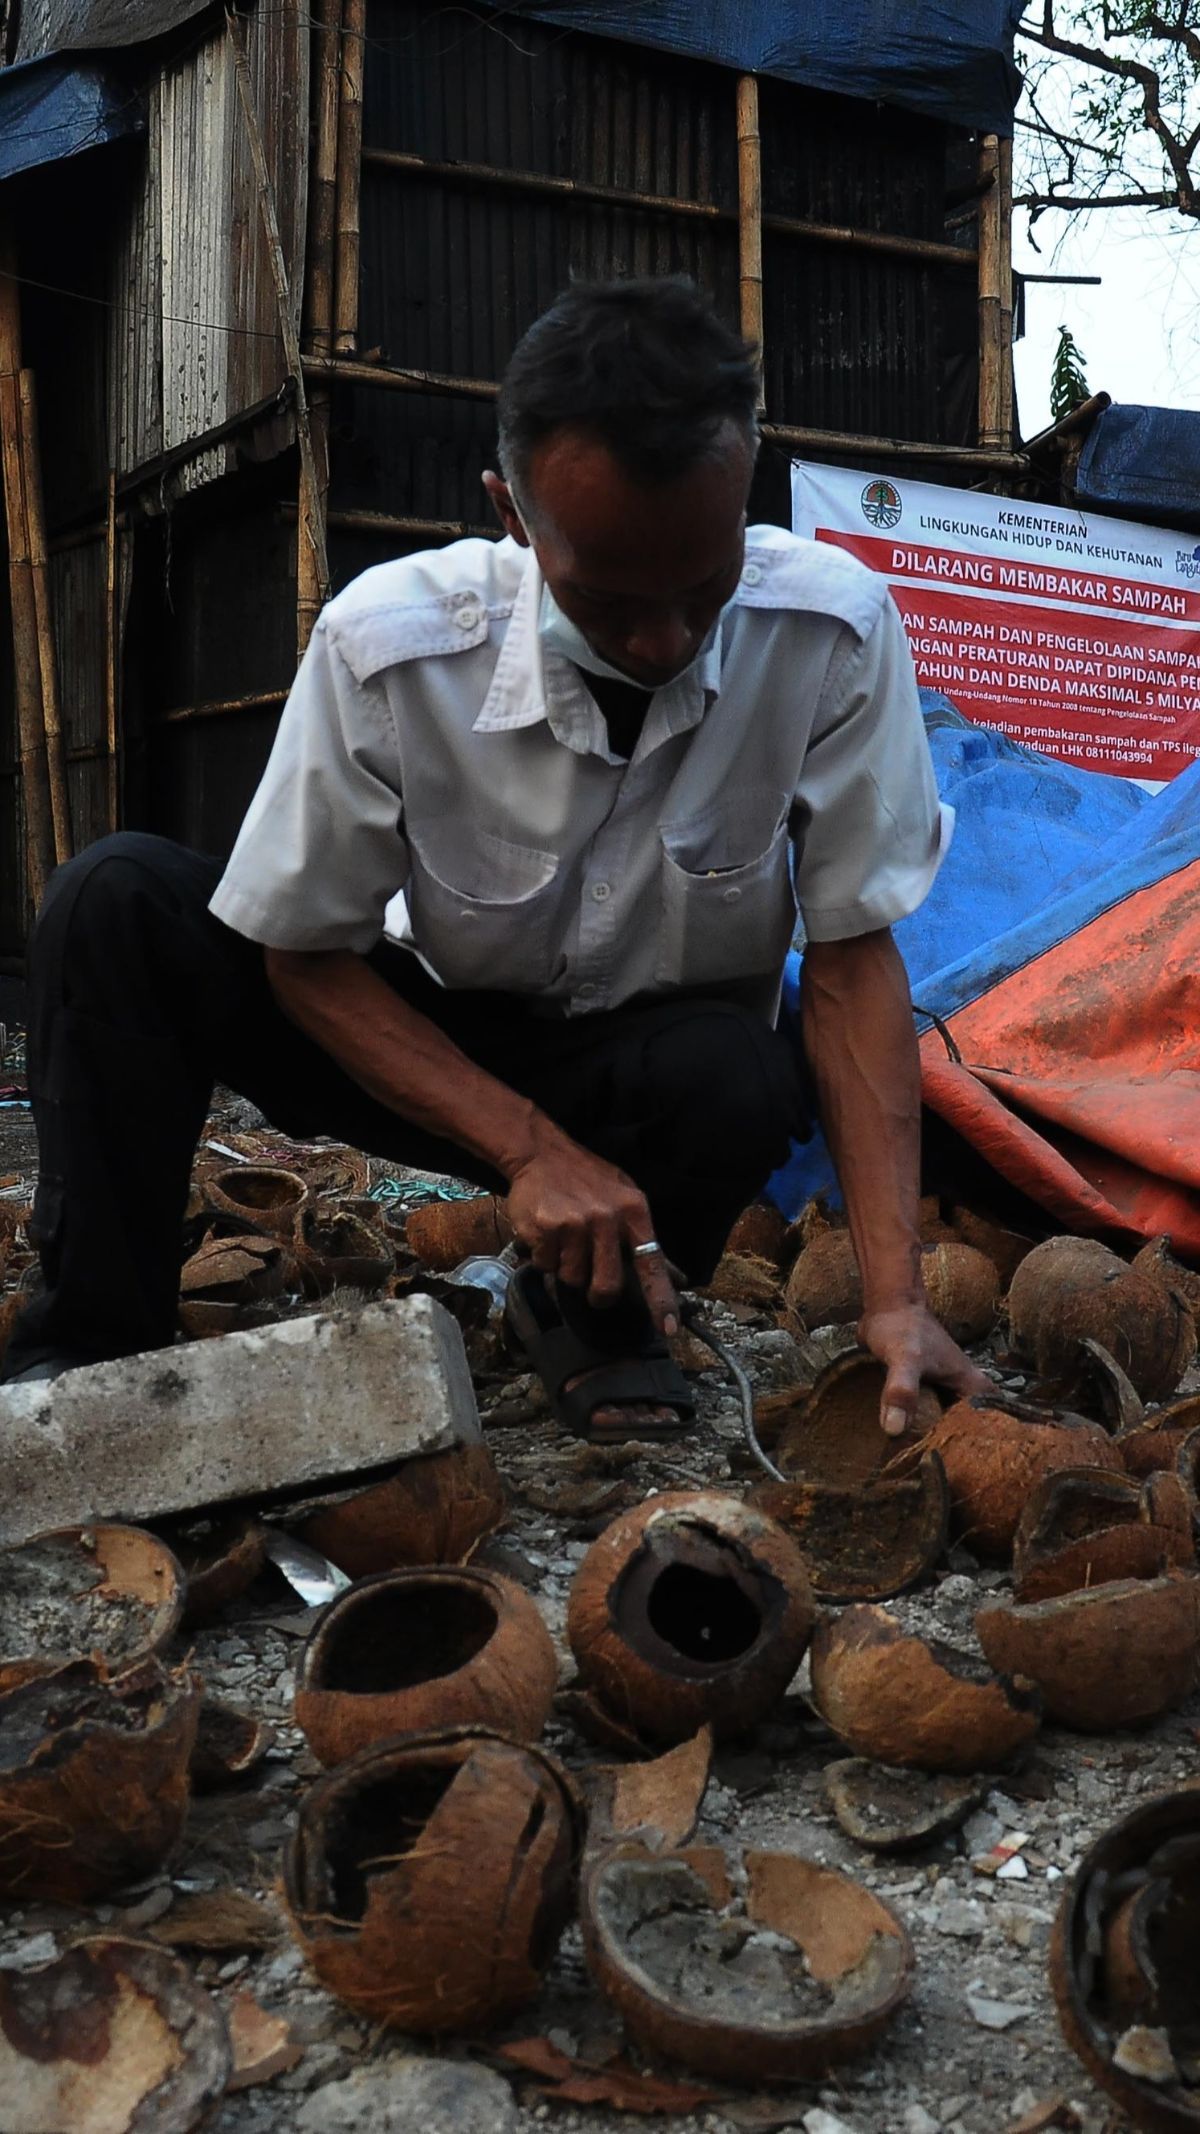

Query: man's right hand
[505,1143,679,1335]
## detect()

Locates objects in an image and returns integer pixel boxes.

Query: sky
[1010,36,1200,438]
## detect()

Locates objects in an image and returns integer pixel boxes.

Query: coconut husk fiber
[749,1450,949,1602]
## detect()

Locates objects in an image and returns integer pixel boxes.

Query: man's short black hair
[497,277,760,495]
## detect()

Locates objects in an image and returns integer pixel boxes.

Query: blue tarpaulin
[769,696,1151,1215]
[1075,403,1200,537]
[475,0,1025,133]
[0,52,143,183]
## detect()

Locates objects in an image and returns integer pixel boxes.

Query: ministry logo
[861,478,902,530]
[1176,543,1200,580]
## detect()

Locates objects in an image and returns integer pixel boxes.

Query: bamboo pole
[225,7,330,626]
[361,146,977,268]
[0,233,54,909]
[18,371,71,864]
[736,75,765,408]
[333,0,365,356]
[104,469,119,833]
[977,133,1003,449]
[299,0,341,656]
[997,133,1014,455]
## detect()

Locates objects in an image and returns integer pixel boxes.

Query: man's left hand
[859,1300,991,1437]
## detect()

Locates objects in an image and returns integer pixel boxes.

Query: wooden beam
[333,0,365,356]
[736,75,765,409]
[18,370,72,864]
[0,231,54,908]
[977,135,1004,450]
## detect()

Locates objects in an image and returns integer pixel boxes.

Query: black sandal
[504,1263,695,1445]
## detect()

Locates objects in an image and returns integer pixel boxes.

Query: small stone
[296,2058,519,2133]
[803,2113,859,2134]
[934,1898,987,1938]
[112,1885,174,1931]
[963,1810,1003,1854]
[904,2108,941,2134]
[996,1855,1029,1881]
[1112,2025,1178,2084]
[967,1993,1033,2031]
[0,1932,57,1970]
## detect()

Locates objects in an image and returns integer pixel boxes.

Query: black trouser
[3,834,809,1375]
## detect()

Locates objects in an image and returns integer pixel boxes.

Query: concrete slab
[0,1296,481,1546]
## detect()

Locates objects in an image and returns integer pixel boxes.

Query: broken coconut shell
[292,1442,505,1578]
[925,1397,1123,1561]
[581,1839,914,2084]
[1035,1337,1145,1435]
[1051,1786,1200,2132]
[1118,1394,1200,1479]
[919,1241,1001,1343]
[293,1204,393,1297]
[205,1162,308,1239]
[0,1656,200,1901]
[566,1493,815,1747]
[1134,1234,1200,1322]
[809,1604,1040,1772]
[723,1202,789,1268]
[0,1934,231,2134]
[1013,1467,1195,1603]
[294,1564,558,1766]
[168,1513,266,1627]
[584,1726,713,1855]
[284,1726,583,2032]
[1008,1235,1196,1403]
[405,1192,511,1270]
[976,1572,1200,1731]
[749,1449,950,1602]
[189,1696,275,1793]
[824,1759,984,1853]
[0,1524,184,1691]
[772,1349,941,1487]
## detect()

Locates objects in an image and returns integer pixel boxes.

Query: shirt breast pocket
[406,825,561,992]
[656,793,797,988]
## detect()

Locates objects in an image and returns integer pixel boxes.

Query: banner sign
[792,461,1200,782]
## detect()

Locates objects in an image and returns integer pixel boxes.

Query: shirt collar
[472,546,724,759]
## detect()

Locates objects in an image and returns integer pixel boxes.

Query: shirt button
[454,603,481,630]
[741,563,763,587]
[591,882,611,901]
[577,981,597,999]
[723,885,742,904]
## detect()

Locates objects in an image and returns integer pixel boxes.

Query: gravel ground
[0,1083,1190,2134]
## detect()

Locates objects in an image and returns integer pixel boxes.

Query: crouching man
[4,276,986,1438]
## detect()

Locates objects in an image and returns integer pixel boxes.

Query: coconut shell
[701,1252,782,1311]
[566,1493,815,1747]
[0,1657,200,1901]
[784,1231,863,1329]
[951,1207,1037,1292]
[823,1759,984,1853]
[284,1727,583,2032]
[976,1573,1200,1730]
[749,1450,950,1602]
[169,1514,266,1627]
[581,1839,913,2084]
[0,1934,232,2134]
[288,1145,371,1199]
[1013,1467,1194,1603]
[293,1444,506,1578]
[1008,1235,1197,1402]
[723,1203,789,1269]
[1052,1786,1200,2132]
[926,1398,1124,1561]
[773,1350,941,1487]
[809,1605,1040,1772]
[205,1163,308,1239]
[1118,1393,1200,1478]
[1134,1234,1200,1320]
[178,1234,286,1303]
[919,1242,1000,1343]
[190,1697,274,1793]
[294,1564,558,1766]
[405,1194,511,1271]
[584,1726,713,1854]
[293,1205,393,1297]
[0,1524,184,1692]
[1035,1337,1145,1435]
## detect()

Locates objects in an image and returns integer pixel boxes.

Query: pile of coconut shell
[8,1138,1200,2128]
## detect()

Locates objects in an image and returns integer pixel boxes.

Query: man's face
[483,422,755,690]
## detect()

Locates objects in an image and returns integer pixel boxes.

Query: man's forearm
[264,947,568,1182]
[799,928,923,1311]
